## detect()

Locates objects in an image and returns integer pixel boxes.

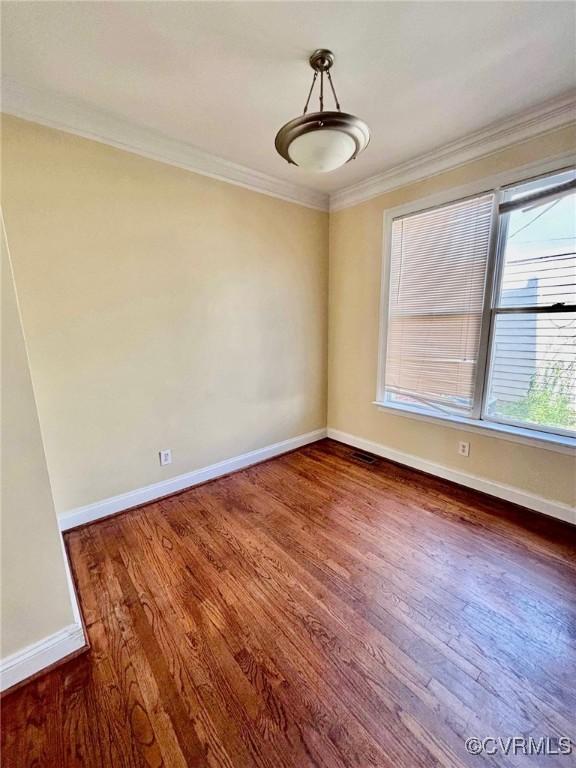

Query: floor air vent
[350,450,378,465]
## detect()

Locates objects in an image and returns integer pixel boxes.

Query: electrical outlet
[458,441,470,457]
[159,449,172,466]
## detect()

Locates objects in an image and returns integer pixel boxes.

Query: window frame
[375,155,576,452]
[480,179,576,439]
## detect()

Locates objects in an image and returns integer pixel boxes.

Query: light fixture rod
[302,50,341,114]
[302,70,318,115]
[326,71,341,112]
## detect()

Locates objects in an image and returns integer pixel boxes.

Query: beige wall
[328,125,576,508]
[2,116,328,514]
[2,114,574,521]
[1,222,75,656]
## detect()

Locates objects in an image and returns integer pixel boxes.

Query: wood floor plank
[2,439,575,767]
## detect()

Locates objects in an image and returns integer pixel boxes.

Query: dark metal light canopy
[275,49,370,173]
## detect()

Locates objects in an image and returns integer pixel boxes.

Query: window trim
[376,153,576,453]
[471,191,500,418]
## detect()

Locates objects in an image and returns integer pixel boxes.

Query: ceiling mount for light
[275,49,370,173]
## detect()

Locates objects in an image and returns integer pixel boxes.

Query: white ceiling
[2,1,575,195]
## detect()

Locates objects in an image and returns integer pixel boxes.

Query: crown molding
[330,91,576,211]
[1,79,329,212]
[3,79,574,215]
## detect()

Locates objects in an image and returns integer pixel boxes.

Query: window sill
[372,401,576,455]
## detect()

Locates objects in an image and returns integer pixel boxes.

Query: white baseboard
[327,429,575,525]
[60,533,83,627]
[59,428,327,531]
[0,622,85,692]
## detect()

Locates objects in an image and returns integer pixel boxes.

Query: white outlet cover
[458,441,470,457]
[159,449,172,466]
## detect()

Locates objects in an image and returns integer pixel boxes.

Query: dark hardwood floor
[2,439,575,767]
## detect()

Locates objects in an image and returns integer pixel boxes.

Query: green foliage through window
[496,362,576,430]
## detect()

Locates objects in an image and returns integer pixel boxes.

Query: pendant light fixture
[275,49,370,173]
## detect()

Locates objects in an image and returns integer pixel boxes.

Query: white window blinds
[384,193,494,416]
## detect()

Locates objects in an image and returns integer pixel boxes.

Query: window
[379,167,576,442]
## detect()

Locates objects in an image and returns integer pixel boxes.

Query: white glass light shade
[287,129,356,172]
